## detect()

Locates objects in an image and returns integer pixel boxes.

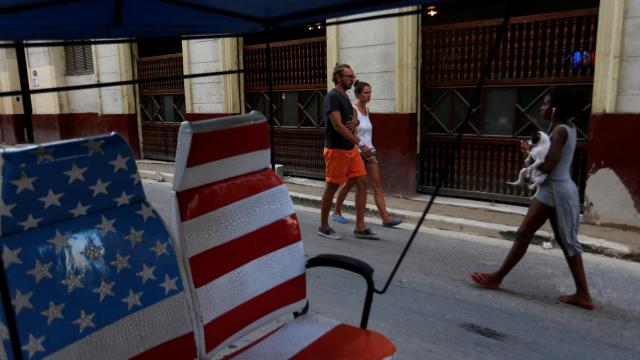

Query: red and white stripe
[226,313,396,359]
[48,292,197,360]
[172,113,395,358]
[172,113,308,357]
[173,113,271,192]
[179,180,296,257]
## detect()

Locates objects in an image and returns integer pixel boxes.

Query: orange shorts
[323,147,367,184]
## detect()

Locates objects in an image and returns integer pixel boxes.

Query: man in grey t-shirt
[317,64,378,240]
[324,82,356,150]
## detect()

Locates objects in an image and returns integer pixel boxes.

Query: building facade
[585,0,640,228]
[0,0,637,229]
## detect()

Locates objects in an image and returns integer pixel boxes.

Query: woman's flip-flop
[470,272,500,289]
[559,295,595,310]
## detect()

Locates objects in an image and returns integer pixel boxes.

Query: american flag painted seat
[0,113,396,359]
[0,134,197,359]
[170,111,396,359]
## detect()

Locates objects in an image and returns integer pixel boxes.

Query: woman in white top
[332,80,402,228]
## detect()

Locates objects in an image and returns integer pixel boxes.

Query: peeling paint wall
[585,113,640,228]
[585,2,640,230]
[585,168,640,227]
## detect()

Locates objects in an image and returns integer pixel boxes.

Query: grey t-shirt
[324,88,354,150]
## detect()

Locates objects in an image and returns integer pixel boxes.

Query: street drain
[460,323,506,341]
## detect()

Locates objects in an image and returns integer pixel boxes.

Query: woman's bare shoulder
[551,124,569,136]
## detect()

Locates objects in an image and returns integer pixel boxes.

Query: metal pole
[236,36,242,114]
[0,69,244,98]
[0,253,23,360]
[15,41,34,143]
[265,29,276,170]
[2,43,29,360]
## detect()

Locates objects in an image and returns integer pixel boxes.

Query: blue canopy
[0,0,438,40]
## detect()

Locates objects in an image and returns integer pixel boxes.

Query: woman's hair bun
[353,79,370,95]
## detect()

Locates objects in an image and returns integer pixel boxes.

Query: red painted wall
[370,113,417,195]
[32,114,64,144]
[0,114,25,144]
[587,113,640,212]
[185,113,238,122]
[0,113,140,158]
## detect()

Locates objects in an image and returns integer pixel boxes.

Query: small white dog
[507,131,550,190]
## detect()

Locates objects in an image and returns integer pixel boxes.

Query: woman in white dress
[332,80,402,228]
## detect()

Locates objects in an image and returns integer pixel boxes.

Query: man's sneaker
[354,228,379,240]
[318,227,342,240]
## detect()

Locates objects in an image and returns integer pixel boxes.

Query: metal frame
[418,8,596,203]
[0,3,517,358]
[375,7,513,296]
[306,254,376,329]
[0,2,426,143]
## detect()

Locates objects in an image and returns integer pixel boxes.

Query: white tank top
[354,105,374,149]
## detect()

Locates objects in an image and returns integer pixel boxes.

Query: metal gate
[419,9,597,204]
[137,53,186,161]
[244,36,327,179]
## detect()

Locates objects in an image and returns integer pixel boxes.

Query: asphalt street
[144,181,640,359]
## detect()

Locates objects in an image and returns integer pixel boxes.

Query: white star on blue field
[0,134,184,359]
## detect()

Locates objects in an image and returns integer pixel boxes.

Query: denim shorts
[360,149,378,165]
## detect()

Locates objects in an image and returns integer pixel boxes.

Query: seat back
[0,134,197,359]
[171,111,307,357]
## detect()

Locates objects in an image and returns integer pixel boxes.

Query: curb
[289,191,638,262]
[136,169,638,262]
[139,170,174,184]
[139,167,282,184]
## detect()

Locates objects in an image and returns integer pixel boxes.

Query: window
[483,88,516,136]
[64,44,94,75]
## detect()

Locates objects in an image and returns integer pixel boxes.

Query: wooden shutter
[64,44,94,75]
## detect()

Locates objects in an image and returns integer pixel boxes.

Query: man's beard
[343,82,352,90]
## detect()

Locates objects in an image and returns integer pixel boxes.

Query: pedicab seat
[170,111,396,359]
[0,134,197,359]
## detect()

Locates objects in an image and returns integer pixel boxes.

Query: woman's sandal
[470,272,500,289]
[382,218,403,228]
[331,213,350,224]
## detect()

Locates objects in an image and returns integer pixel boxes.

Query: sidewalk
[136,160,640,262]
